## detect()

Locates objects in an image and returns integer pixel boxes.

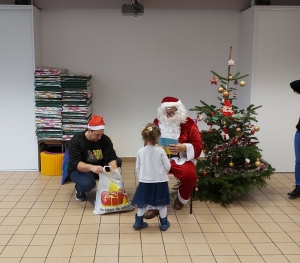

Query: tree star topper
[228,59,235,66]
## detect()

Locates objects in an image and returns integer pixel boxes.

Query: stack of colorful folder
[61,74,93,141]
[35,67,68,141]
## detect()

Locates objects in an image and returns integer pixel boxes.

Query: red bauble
[203,172,207,176]
[233,138,238,143]
[251,130,255,134]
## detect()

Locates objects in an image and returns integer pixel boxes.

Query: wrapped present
[101,191,119,206]
[101,190,129,206]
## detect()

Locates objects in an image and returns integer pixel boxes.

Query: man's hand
[90,165,103,174]
[169,143,186,154]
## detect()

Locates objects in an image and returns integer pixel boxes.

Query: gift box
[101,191,118,206]
[101,189,129,206]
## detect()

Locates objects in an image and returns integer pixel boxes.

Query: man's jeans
[295,131,300,185]
[70,157,122,193]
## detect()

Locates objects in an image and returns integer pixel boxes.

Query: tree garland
[210,135,249,165]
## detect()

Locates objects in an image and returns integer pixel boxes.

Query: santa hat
[161,97,182,108]
[88,115,105,130]
[290,80,300,93]
[224,100,231,107]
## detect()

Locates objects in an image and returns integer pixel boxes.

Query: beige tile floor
[0,160,300,263]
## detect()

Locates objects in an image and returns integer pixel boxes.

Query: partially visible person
[131,123,171,231]
[144,96,203,219]
[288,80,300,198]
[68,115,122,201]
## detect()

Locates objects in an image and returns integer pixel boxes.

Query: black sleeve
[296,118,300,132]
[68,135,84,173]
[102,135,117,163]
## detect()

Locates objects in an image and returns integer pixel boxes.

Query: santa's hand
[169,144,186,153]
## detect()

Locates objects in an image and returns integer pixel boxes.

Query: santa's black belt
[168,154,179,158]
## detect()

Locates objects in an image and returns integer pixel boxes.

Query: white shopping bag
[93,167,134,215]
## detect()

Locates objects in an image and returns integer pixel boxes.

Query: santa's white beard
[157,105,188,139]
[157,112,182,139]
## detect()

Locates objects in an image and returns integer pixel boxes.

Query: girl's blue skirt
[131,182,170,208]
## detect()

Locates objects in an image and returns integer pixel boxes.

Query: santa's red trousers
[170,160,197,202]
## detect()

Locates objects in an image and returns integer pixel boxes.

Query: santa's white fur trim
[177,189,189,204]
[186,143,194,160]
[161,100,182,108]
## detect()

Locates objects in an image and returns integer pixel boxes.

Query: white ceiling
[1,0,252,10]
[0,0,299,10]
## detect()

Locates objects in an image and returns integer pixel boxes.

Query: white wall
[41,9,241,157]
[1,6,299,172]
[0,6,37,170]
[33,6,43,66]
[236,7,255,109]
[249,6,300,172]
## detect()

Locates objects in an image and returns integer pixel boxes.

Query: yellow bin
[41,151,64,176]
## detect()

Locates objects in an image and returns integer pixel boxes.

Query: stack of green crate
[35,67,68,141]
[61,74,93,141]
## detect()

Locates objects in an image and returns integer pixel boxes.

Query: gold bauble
[254,126,260,132]
[203,148,209,154]
[218,86,224,93]
[223,90,230,97]
[229,162,234,167]
[215,173,221,178]
[240,80,246,87]
[228,75,233,80]
[255,158,261,167]
[236,127,241,132]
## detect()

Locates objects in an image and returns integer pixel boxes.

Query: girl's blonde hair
[141,123,161,144]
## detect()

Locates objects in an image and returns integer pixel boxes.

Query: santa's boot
[159,216,170,231]
[133,214,148,230]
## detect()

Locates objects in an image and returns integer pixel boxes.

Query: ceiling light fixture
[122,0,144,16]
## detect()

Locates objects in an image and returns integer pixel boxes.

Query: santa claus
[220,100,234,116]
[144,97,203,219]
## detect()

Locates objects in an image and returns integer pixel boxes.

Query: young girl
[131,123,171,231]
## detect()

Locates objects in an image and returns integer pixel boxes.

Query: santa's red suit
[154,116,203,204]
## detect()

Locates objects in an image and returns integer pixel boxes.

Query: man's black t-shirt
[297,118,300,132]
[68,131,117,175]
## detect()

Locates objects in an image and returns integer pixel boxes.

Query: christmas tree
[190,47,275,205]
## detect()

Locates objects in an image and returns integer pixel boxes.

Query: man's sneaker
[75,191,86,201]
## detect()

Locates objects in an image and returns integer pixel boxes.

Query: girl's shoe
[133,215,148,230]
[288,185,300,198]
[159,216,170,231]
